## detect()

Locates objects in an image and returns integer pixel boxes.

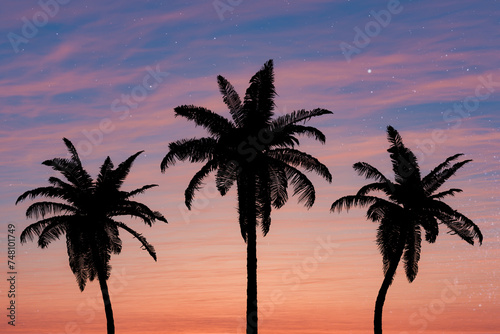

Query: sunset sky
[1,0,499,333]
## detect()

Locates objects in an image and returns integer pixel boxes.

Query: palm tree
[16,138,167,334]
[161,59,332,334]
[331,125,482,334]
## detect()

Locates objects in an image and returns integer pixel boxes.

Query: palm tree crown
[16,138,167,334]
[162,59,332,238]
[331,125,482,334]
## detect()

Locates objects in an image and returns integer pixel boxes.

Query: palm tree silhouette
[16,138,167,334]
[161,59,332,334]
[331,126,482,334]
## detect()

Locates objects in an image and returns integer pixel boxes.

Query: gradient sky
[1,0,499,333]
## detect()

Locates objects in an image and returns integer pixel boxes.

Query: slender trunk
[91,242,115,334]
[98,270,115,334]
[246,214,258,334]
[374,239,406,334]
[246,174,258,334]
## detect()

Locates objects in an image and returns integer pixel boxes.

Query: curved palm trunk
[246,173,258,334]
[91,244,115,334]
[97,269,115,334]
[374,242,405,334]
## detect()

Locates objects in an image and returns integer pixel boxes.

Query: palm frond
[256,171,272,236]
[104,223,123,255]
[365,199,397,222]
[42,157,92,189]
[331,195,396,213]
[112,200,163,226]
[25,201,77,219]
[111,151,144,188]
[270,161,315,208]
[429,188,463,200]
[423,153,464,187]
[48,176,72,188]
[115,221,157,261]
[52,138,93,187]
[62,138,93,187]
[356,182,393,197]
[266,131,300,148]
[215,159,239,196]
[403,225,421,282]
[174,105,234,138]
[268,164,288,209]
[289,172,314,208]
[66,233,90,291]
[63,138,82,166]
[270,108,333,130]
[185,160,218,209]
[46,177,78,201]
[38,221,68,248]
[125,184,158,199]
[391,148,420,184]
[386,125,404,149]
[353,162,391,184]
[268,148,332,182]
[237,178,249,242]
[431,201,483,245]
[259,206,271,236]
[243,59,276,127]
[153,211,168,223]
[444,214,483,245]
[273,124,327,145]
[376,216,404,276]
[442,216,482,245]
[217,75,244,127]
[96,156,114,187]
[20,215,72,243]
[385,126,421,184]
[419,215,439,243]
[161,137,217,171]
[423,159,472,195]
[16,186,68,204]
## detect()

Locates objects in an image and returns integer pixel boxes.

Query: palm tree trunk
[246,173,258,334]
[97,268,115,334]
[247,214,258,334]
[374,242,405,334]
[91,244,115,334]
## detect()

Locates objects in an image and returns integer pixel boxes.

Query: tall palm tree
[161,59,332,334]
[331,125,482,334]
[16,138,167,334]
